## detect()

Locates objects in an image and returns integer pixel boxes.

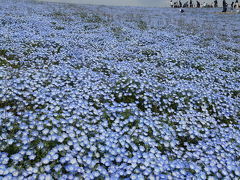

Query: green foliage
[141,49,158,57]
[3,144,20,156]
[0,49,21,68]
[0,58,8,66]
[157,144,166,153]
[54,26,65,30]
[0,49,8,56]
[138,20,148,30]
[84,24,100,30]
[191,64,205,71]
[51,11,65,17]
[85,14,104,23]
[28,140,59,166]
[120,109,133,119]
[111,26,123,40]
[0,99,18,115]
[92,64,112,76]
[102,111,114,128]
[132,136,151,151]
[176,135,202,148]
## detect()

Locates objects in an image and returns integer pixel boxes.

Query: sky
[37,0,220,8]
[37,0,171,8]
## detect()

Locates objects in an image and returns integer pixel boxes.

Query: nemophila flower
[42,157,50,165]
[11,154,22,162]
[44,165,51,172]
[65,164,77,172]
[39,174,47,180]
[1,156,9,165]
[12,170,19,177]
[0,165,7,175]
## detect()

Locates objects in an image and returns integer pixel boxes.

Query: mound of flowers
[0,0,239,179]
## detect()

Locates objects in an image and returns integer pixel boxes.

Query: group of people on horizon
[170,0,240,10]
[222,0,240,11]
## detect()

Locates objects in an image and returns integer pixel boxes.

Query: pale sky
[37,0,218,8]
[37,0,172,7]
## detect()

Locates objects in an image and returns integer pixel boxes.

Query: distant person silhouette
[235,0,239,8]
[231,1,234,9]
[197,1,201,7]
[222,0,228,12]
[214,0,218,7]
[190,0,193,7]
[179,0,182,7]
[170,0,174,7]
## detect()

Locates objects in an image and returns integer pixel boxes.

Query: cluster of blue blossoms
[0,0,239,179]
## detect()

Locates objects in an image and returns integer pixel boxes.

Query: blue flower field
[0,0,239,179]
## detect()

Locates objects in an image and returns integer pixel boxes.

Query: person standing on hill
[170,0,174,7]
[197,1,201,7]
[179,0,183,7]
[222,0,228,12]
[214,0,218,7]
[190,0,193,7]
[235,0,239,8]
[231,1,234,9]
